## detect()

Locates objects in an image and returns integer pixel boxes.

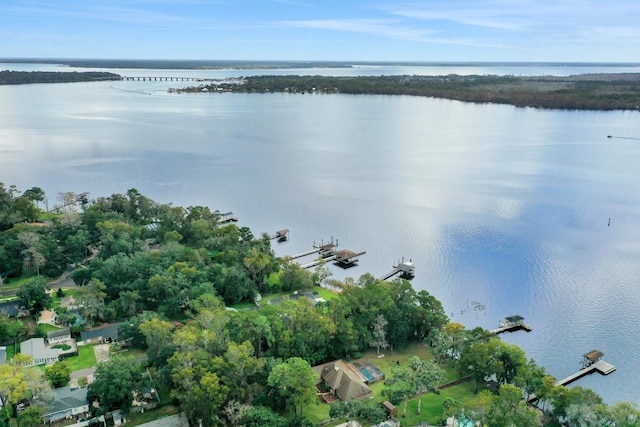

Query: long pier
[123,76,204,82]
[556,360,616,387]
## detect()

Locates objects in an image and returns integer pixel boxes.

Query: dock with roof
[288,238,366,269]
[556,350,616,387]
[489,315,532,335]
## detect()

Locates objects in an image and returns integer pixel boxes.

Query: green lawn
[65,345,98,372]
[51,288,84,308]
[315,286,339,301]
[36,323,63,334]
[301,399,332,425]
[0,276,33,292]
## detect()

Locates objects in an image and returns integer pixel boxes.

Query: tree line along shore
[182,73,640,111]
[2,70,639,111]
[1,183,638,427]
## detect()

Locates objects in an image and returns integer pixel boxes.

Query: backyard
[304,343,479,427]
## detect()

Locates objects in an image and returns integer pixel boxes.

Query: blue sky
[0,0,638,62]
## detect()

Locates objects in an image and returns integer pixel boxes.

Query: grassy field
[65,345,98,371]
[36,323,63,333]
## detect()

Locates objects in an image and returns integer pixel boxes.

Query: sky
[0,0,638,62]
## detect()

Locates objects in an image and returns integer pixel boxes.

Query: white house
[20,338,59,366]
[47,328,72,344]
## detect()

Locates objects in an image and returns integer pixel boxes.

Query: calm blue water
[1,63,639,404]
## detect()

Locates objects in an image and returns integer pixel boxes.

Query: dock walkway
[378,259,415,281]
[556,360,616,387]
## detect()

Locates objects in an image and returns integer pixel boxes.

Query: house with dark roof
[313,360,373,401]
[47,328,72,344]
[41,386,90,423]
[0,300,21,317]
[20,338,59,366]
[80,322,123,345]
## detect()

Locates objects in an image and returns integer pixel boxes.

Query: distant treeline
[0,70,122,85]
[0,58,353,69]
[189,73,640,111]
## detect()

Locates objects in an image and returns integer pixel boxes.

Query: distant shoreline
[2,68,639,111]
[177,73,640,111]
[2,58,640,70]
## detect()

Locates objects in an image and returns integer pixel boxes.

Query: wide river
[1,63,639,404]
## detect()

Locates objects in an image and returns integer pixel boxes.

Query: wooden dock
[300,256,335,270]
[378,259,415,281]
[556,360,616,386]
[489,315,532,335]
[333,249,366,268]
[288,238,365,270]
[218,211,238,224]
[270,229,289,242]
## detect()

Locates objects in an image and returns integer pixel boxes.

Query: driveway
[69,367,97,388]
[93,344,111,363]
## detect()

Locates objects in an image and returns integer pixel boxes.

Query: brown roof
[319,243,336,251]
[319,361,372,401]
[334,249,358,260]
[382,401,396,411]
[584,350,604,361]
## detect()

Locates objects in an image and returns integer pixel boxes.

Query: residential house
[47,328,72,344]
[313,360,373,401]
[0,300,21,318]
[20,338,59,366]
[79,322,123,345]
[41,386,90,423]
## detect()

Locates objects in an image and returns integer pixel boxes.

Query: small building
[80,322,123,345]
[382,400,397,417]
[41,386,90,423]
[20,338,59,366]
[47,327,72,344]
[0,346,6,365]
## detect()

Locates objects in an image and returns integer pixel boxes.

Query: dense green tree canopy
[87,358,143,414]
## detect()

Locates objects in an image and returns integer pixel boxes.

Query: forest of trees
[186,73,640,111]
[0,71,122,85]
[0,183,638,427]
